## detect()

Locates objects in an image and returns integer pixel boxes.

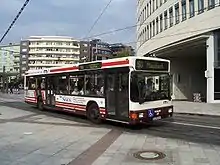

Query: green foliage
[113,51,130,58]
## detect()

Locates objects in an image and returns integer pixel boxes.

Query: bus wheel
[37,97,44,111]
[87,103,102,124]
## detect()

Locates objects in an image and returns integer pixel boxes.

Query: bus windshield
[130,71,171,103]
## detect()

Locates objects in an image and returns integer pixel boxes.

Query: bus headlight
[168,108,173,113]
[139,113,144,118]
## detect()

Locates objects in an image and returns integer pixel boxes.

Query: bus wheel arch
[37,95,44,111]
[86,101,102,124]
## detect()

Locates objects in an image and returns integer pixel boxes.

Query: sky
[0,0,137,47]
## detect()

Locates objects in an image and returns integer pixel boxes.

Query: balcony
[29,44,80,49]
[29,50,80,55]
[28,63,73,67]
[28,57,79,61]
[13,65,20,68]
[13,58,20,62]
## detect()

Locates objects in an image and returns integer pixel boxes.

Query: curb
[174,112,220,118]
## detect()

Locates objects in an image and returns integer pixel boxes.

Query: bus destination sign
[79,62,102,70]
[135,59,169,71]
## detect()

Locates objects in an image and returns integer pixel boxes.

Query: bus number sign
[79,62,102,70]
[135,59,169,71]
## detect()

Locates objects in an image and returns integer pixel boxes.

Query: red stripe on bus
[56,104,86,111]
[50,66,78,72]
[102,60,129,67]
[56,102,106,111]
[25,99,37,103]
[25,97,36,101]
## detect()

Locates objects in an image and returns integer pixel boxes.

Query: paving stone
[203,148,220,165]
[0,106,34,119]
[39,157,72,165]
[2,102,220,165]
[0,150,28,162]
[92,156,112,165]
[12,153,49,165]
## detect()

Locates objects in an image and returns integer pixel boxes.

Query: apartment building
[20,36,80,77]
[0,43,20,73]
[0,43,20,87]
[109,43,135,57]
[79,39,113,62]
[137,0,220,103]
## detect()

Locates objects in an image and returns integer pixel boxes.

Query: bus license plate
[153,116,162,120]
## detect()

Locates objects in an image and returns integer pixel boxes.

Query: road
[0,95,220,165]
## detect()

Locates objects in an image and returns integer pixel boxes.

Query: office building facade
[137,0,220,103]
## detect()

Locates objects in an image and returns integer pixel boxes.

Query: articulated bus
[24,56,173,125]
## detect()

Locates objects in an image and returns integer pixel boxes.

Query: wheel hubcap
[90,108,99,119]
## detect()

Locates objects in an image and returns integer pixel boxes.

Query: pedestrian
[10,86,13,94]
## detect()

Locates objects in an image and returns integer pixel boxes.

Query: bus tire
[37,97,44,111]
[87,103,102,124]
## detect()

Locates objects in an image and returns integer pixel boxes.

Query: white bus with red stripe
[24,56,173,125]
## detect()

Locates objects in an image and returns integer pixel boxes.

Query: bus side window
[57,75,69,94]
[85,72,104,97]
[28,77,36,90]
[69,75,79,95]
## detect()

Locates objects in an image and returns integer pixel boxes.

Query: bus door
[46,76,56,106]
[105,67,129,121]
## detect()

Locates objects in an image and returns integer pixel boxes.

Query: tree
[113,51,130,58]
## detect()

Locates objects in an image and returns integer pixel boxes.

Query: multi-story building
[0,43,20,87]
[90,39,113,61]
[137,0,220,103]
[0,43,20,73]
[79,39,113,62]
[20,36,80,77]
[109,43,135,57]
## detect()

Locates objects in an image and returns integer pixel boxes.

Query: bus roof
[25,56,170,76]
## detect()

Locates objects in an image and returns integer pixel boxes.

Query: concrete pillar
[206,33,215,103]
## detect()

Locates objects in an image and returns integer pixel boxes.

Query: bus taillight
[130,112,138,120]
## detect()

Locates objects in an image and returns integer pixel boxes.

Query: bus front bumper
[129,106,173,125]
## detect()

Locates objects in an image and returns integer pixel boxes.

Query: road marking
[163,121,220,130]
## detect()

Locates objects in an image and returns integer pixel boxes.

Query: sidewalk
[0,92,24,102]
[173,101,220,117]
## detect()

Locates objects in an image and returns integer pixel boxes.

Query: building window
[156,17,159,34]
[149,1,152,14]
[147,4,149,17]
[189,0,195,17]
[164,11,168,30]
[144,6,146,20]
[156,0,158,9]
[208,0,215,9]
[160,14,163,32]
[144,27,147,41]
[147,25,149,40]
[175,3,180,24]
[182,0,187,21]
[198,0,204,13]
[169,7,173,27]
[153,0,155,12]
[22,42,27,46]
[150,23,152,38]
[160,0,162,6]
[152,21,155,36]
